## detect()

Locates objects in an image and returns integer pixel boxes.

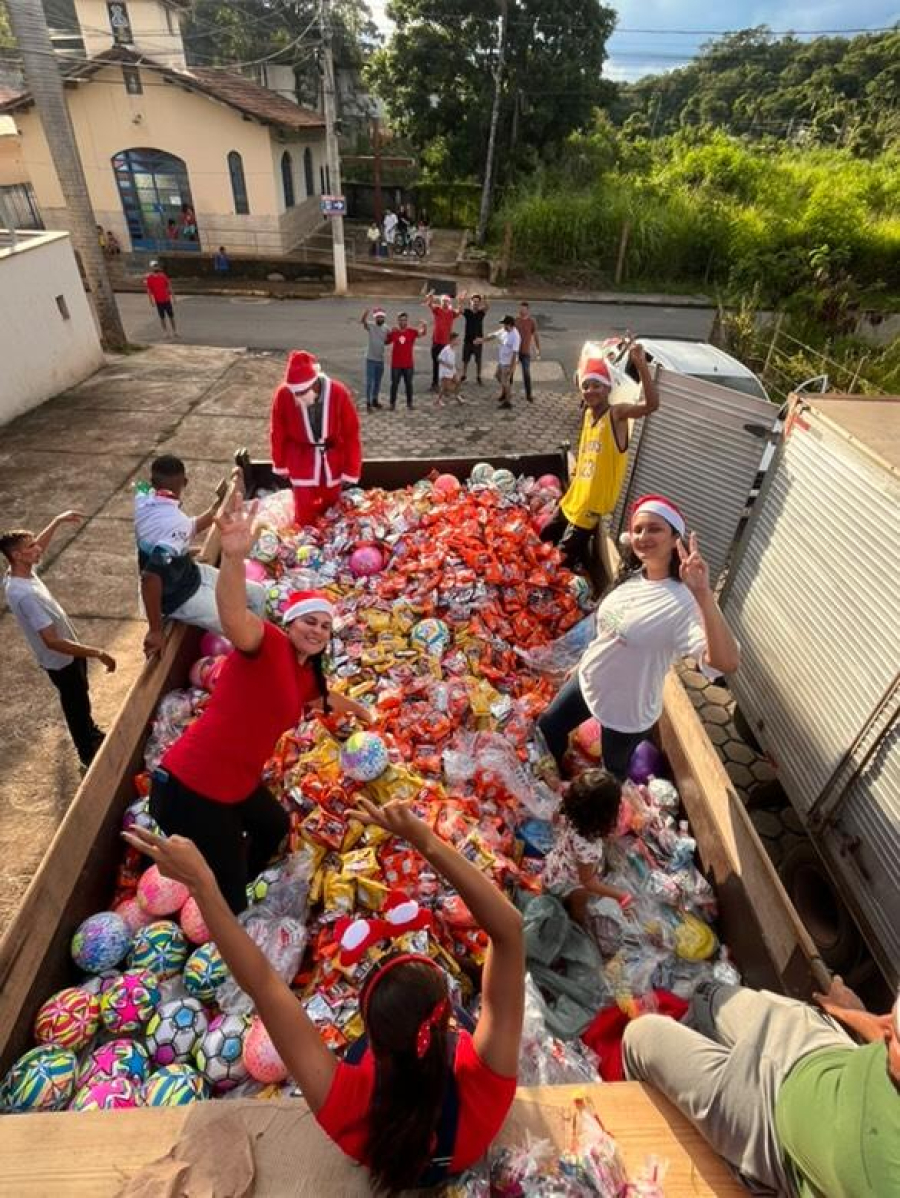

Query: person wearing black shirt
[461,295,490,385]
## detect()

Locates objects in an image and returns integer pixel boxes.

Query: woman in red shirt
[125,798,524,1191]
[149,489,369,912]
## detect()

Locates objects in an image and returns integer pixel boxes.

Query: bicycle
[393,227,427,258]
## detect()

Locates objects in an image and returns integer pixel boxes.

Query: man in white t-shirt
[476,315,521,410]
[383,209,398,251]
[2,511,116,767]
[436,331,465,407]
[135,455,266,658]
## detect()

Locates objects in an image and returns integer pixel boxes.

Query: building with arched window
[0,0,328,255]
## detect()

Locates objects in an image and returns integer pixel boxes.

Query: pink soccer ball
[537,473,562,494]
[349,544,384,577]
[574,717,603,760]
[243,1016,288,1084]
[180,897,210,945]
[245,559,268,583]
[137,865,189,917]
[199,632,233,658]
[433,473,461,496]
[115,897,155,934]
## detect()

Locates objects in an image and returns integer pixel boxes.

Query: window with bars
[228,151,249,215]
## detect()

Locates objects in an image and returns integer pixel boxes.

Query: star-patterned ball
[99,969,161,1035]
[0,1046,78,1112]
[33,987,101,1052]
[143,1064,208,1107]
[128,920,189,980]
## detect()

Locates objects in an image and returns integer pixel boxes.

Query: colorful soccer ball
[264,577,293,621]
[250,528,280,564]
[128,920,189,979]
[33,987,101,1051]
[243,1016,288,1084]
[536,473,562,494]
[340,731,390,782]
[143,1064,208,1107]
[77,1038,150,1088]
[294,544,324,571]
[349,544,384,577]
[71,911,131,974]
[246,867,280,907]
[180,896,210,945]
[146,998,210,1067]
[410,618,451,657]
[99,969,161,1035]
[70,1076,141,1111]
[491,468,517,495]
[183,942,228,1003]
[137,864,189,917]
[433,473,461,497]
[194,1014,251,1093]
[0,1045,78,1112]
[114,896,155,934]
[469,462,495,485]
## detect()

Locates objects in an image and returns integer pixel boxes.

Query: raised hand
[122,827,214,892]
[215,490,258,561]
[676,532,711,598]
[56,509,86,526]
[628,342,648,371]
[346,797,428,850]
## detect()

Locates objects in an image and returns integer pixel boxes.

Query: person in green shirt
[622,976,900,1196]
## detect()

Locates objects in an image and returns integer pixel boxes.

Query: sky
[368,0,899,81]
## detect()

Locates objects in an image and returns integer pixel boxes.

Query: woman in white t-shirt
[537,494,740,778]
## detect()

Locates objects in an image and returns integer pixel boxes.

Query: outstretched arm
[122,829,336,1109]
[349,799,524,1077]
[214,490,264,653]
[35,510,84,552]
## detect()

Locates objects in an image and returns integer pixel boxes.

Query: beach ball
[410,618,451,656]
[349,544,384,577]
[574,718,603,761]
[115,896,155,935]
[245,559,268,583]
[628,740,666,785]
[146,998,210,1067]
[199,631,233,658]
[469,462,495,485]
[251,528,280,564]
[491,468,517,495]
[34,987,101,1051]
[536,473,562,494]
[137,865,189,917]
[340,731,390,782]
[77,1038,150,1088]
[70,1076,141,1112]
[243,1016,288,1084]
[71,911,131,974]
[100,969,160,1035]
[0,1046,77,1112]
[194,1014,251,1094]
[129,920,189,979]
[143,1064,208,1107]
[180,896,210,945]
[433,473,461,497]
[569,574,593,608]
[183,942,228,1003]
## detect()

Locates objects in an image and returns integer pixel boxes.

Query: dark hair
[563,768,622,840]
[0,529,32,564]
[519,300,529,308]
[606,539,681,596]
[502,315,515,326]
[309,650,330,714]
[397,310,408,319]
[363,957,450,1192]
[150,454,186,488]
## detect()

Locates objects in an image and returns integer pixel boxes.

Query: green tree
[366,0,616,180]
[0,0,14,49]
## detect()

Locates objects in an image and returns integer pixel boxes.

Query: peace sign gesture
[676,531,711,599]
[215,488,259,561]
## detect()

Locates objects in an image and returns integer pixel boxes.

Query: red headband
[361,952,449,1059]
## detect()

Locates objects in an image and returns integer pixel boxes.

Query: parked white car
[598,335,770,400]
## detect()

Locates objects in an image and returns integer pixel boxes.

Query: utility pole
[476,0,507,246]
[371,114,383,224]
[319,0,347,294]
[7,0,126,350]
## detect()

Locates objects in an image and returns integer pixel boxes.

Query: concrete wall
[0,120,28,187]
[15,64,326,256]
[0,232,104,426]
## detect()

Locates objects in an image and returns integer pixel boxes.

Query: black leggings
[150,769,289,913]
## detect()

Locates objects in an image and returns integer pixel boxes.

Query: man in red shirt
[145,261,177,337]
[423,291,463,391]
[385,312,428,410]
[514,300,541,403]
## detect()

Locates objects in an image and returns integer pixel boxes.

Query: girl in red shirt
[125,798,524,1192]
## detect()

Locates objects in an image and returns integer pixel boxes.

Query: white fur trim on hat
[631,497,686,538]
[282,593,335,623]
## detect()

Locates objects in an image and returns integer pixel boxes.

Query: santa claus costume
[270,350,363,525]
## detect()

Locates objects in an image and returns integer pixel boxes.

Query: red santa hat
[579,358,612,388]
[283,350,321,395]
[282,589,335,624]
[630,494,686,538]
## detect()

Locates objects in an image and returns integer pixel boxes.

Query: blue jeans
[537,674,650,778]
[365,358,384,407]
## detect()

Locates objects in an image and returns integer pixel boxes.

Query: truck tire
[777,840,860,976]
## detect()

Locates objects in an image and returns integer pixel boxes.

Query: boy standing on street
[136,455,266,657]
[360,307,389,412]
[145,260,178,337]
[437,331,465,407]
[477,315,521,410]
[2,512,115,767]
[385,312,428,411]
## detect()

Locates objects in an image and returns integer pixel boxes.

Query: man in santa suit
[270,350,363,526]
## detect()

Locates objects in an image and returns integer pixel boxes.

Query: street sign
[320,195,346,216]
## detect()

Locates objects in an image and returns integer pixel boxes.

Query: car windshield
[692,373,769,401]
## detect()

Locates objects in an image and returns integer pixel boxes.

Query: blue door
[112,148,200,253]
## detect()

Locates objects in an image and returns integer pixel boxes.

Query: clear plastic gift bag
[515,614,595,679]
